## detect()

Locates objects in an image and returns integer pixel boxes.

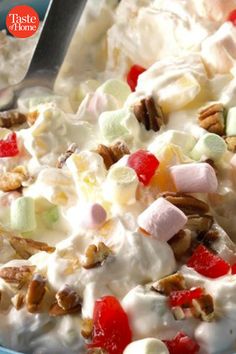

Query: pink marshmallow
[170,163,218,193]
[230,154,236,168]
[138,197,187,241]
[80,203,107,229]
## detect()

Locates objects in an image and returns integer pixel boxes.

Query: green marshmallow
[191,133,227,161]
[226,107,236,136]
[97,79,131,105]
[99,108,130,142]
[42,206,59,227]
[11,197,36,233]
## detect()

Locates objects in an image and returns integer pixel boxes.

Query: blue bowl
[0,2,48,352]
[0,0,50,30]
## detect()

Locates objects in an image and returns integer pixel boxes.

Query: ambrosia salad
[1,0,236,353]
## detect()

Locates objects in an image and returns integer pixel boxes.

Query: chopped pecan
[49,302,81,317]
[151,273,186,295]
[81,318,93,339]
[186,215,213,236]
[11,292,25,310]
[26,273,46,313]
[9,236,55,259]
[57,143,78,168]
[56,284,81,311]
[0,111,26,128]
[168,230,192,259]
[197,229,219,246]
[225,136,236,153]
[96,141,130,169]
[0,266,35,288]
[82,242,112,269]
[198,103,225,136]
[27,111,39,126]
[163,193,209,215]
[191,294,214,322]
[133,97,164,132]
[0,166,28,192]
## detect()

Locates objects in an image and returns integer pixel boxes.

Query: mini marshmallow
[104,165,138,205]
[97,79,131,105]
[191,133,227,161]
[99,108,139,142]
[170,162,218,193]
[42,206,59,227]
[226,107,236,136]
[79,203,107,229]
[123,338,169,354]
[138,197,187,241]
[11,197,36,232]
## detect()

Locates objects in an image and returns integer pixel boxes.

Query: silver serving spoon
[0,0,88,110]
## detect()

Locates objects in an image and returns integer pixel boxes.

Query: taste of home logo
[6,5,39,38]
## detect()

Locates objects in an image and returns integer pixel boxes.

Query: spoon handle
[26,0,88,81]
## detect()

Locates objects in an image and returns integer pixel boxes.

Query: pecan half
[9,236,55,259]
[11,292,25,310]
[0,266,35,288]
[26,273,46,313]
[186,215,213,236]
[49,285,81,317]
[96,141,130,169]
[0,166,28,192]
[163,193,209,215]
[81,318,93,339]
[191,294,214,322]
[133,97,164,132]
[225,136,236,153]
[57,143,78,168]
[49,302,81,317]
[151,273,186,295]
[82,242,112,269]
[198,103,225,136]
[0,111,26,128]
[56,284,81,311]
[197,229,219,246]
[168,229,192,259]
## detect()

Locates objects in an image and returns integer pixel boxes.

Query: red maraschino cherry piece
[127,64,146,91]
[164,332,200,354]
[87,295,132,354]
[169,288,203,307]
[0,132,19,157]
[187,245,230,279]
[127,149,160,186]
[227,9,236,25]
[231,263,236,274]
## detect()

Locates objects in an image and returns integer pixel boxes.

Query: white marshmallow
[201,22,236,76]
[226,107,236,136]
[170,163,218,193]
[123,338,169,354]
[104,165,139,205]
[138,197,187,241]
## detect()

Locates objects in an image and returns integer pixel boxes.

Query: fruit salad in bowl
[1,0,236,353]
